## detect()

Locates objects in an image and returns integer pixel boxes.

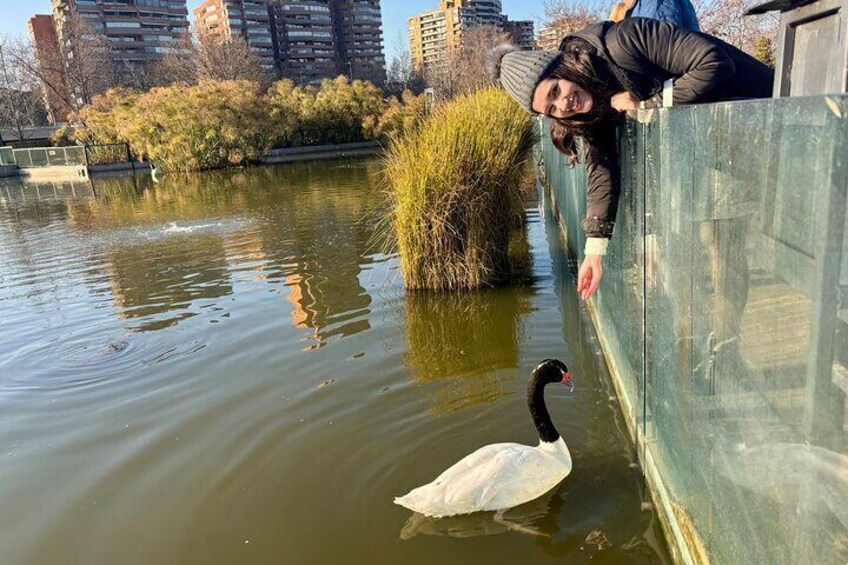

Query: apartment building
[331,1,385,85]
[408,1,534,71]
[536,16,594,51]
[535,25,561,51]
[502,19,534,51]
[267,1,337,83]
[51,0,189,76]
[27,14,71,123]
[193,0,275,70]
[267,1,385,85]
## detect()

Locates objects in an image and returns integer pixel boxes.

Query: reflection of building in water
[246,161,377,350]
[403,288,533,415]
[284,272,321,349]
[7,160,384,342]
[104,235,234,332]
[221,229,268,283]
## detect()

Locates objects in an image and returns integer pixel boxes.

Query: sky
[0,0,549,64]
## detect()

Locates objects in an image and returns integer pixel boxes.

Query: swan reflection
[399,494,554,540]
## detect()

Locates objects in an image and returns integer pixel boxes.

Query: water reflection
[403,288,533,415]
[104,235,233,331]
[0,159,669,565]
[400,495,553,539]
[1,162,382,341]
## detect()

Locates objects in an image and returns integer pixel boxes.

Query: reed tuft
[385,87,536,291]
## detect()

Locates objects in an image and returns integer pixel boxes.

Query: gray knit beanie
[485,44,561,114]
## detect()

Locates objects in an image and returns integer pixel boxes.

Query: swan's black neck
[527,373,560,443]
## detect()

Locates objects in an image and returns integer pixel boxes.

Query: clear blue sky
[1,1,548,62]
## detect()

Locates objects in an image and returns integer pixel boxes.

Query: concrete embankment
[0,141,381,182]
[262,141,381,164]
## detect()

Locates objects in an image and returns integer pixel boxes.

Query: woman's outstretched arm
[578,125,620,299]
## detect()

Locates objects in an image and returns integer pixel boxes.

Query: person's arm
[611,17,736,104]
[578,127,620,299]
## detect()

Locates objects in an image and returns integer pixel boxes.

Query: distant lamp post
[424,87,435,111]
[347,61,353,80]
[0,43,6,146]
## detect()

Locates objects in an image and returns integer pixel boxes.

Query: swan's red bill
[562,372,573,390]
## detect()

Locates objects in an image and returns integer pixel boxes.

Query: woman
[488,17,773,299]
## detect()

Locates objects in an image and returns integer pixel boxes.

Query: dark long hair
[545,45,622,165]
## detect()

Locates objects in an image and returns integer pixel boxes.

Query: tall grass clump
[385,87,536,291]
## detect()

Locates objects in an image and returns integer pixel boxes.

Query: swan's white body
[394,437,572,517]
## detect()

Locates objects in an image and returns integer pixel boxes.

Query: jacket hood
[558,22,611,55]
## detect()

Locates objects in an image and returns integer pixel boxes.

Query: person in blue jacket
[609,0,700,31]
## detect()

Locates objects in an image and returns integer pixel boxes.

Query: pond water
[0,159,668,564]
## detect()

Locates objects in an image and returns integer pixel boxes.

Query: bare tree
[425,25,512,102]
[0,37,50,144]
[7,37,73,121]
[117,59,159,91]
[455,26,512,95]
[157,30,270,86]
[9,17,115,115]
[697,0,779,58]
[386,32,425,98]
[423,47,462,102]
[54,17,115,108]
[156,31,199,84]
[537,0,605,50]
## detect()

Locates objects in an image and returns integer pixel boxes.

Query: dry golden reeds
[385,87,536,291]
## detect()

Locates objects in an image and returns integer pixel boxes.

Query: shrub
[52,87,139,146]
[264,79,305,148]
[376,89,428,141]
[118,80,271,172]
[300,76,385,145]
[385,87,535,291]
[65,77,428,171]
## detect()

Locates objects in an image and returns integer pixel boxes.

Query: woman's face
[531,78,593,119]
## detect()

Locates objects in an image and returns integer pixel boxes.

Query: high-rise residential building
[408,1,534,71]
[193,0,276,70]
[536,15,595,51]
[28,14,71,123]
[331,0,385,85]
[535,24,562,52]
[267,1,337,84]
[407,5,456,70]
[502,19,535,51]
[267,0,385,85]
[51,0,190,78]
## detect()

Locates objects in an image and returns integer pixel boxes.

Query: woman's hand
[577,255,603,300]
[611,91,640,112]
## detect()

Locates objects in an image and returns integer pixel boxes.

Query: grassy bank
[385,87,536,291]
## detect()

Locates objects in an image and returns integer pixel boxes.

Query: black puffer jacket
[558,18,774,239]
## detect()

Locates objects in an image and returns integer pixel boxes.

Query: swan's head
[533,359,572,390]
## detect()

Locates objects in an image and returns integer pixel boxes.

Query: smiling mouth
[567,92,579,113]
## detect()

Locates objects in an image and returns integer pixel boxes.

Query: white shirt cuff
[584,237,609,256]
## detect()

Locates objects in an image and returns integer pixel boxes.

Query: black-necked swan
[394,359,573,518]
